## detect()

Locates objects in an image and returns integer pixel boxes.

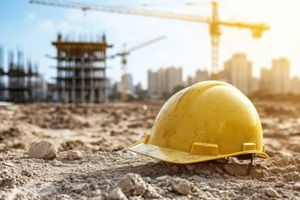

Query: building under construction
[0,47,43,103]
[52,34,112,103]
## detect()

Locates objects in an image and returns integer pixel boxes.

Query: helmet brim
[129,141,269,164]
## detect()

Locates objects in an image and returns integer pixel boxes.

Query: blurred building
[250,77,260,94]
[0,47,43,103]
[0,46,4,101]
[270,58,290,94]
[289,77,300,94]
[165,67,183,93]
[135,82,143,94]
[109,81,122,100]
[194,69,209,83]
[52,34,112,103]
[148,69,164,99]
[224,53,253,95]
[260,58,290,94]
[47,82,57,101]
[186,69,209,86]
[186,75,194,86]
[121,73,135,95]
[260,67,272,94]
[32,77,48,101]
[148,66,182,99]
[218,70,229,82]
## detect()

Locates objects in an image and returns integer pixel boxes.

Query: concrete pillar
[72,57,76,103]
[81,58,85,103]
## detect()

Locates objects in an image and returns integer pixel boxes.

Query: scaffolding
[52,34,112,103]
[0,47,42,103]
[0,47,4,101]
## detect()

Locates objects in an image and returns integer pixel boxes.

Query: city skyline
[1,0,300,89]
[147,53,296,99]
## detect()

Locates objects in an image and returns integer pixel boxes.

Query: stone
[67,150,83,160]
[294,182,300,190]
[223,163,248,176]
[264,187,279,197]
[156,175,169,181]
[116,173,147,196]
[170,178,193,195]
[107,187,128,200]
[27,141,57,160]
[55,194,73,200]
[144,185,161,198]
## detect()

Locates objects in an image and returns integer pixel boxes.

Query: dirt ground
[0,100,299,199]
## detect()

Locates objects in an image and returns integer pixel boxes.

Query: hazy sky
[1,0,300,88]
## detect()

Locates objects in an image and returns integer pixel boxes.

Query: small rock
[92,189,102,196]
[223,163,248,176]
[144,177,151,183]
[50,160,63,166]
[264,187,279,197]
[28,141,57,160]
[107,187,128,200]
[128,197,143,200]
[55,194,73,200]
[294,182,300,190]
[250,167,268,178]
[0,178,15,188]
[144,185,161,198]
[3,162,14,167]
[170,178,193,195]
[21,169,32,177]
[156,175,169,181]
[116,173,147,196]
[274,181,284,187]
[67,150,83,160]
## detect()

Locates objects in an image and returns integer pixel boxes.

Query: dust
[0,101,299,199]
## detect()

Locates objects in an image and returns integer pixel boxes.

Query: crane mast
[30,0,270,78]
[108,36,165,101]
[210,2,221,78]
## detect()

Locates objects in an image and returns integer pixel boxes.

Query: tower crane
[107,36,165,101]
[30,0,270,79]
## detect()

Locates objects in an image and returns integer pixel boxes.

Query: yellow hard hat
[129,80,268,164]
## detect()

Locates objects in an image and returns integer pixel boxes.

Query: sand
[0,101,299,199]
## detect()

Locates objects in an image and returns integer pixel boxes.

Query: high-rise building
[259,58,290,94]
[250,77,260,94]
[270,58,290,94]
[260,67,272,94]
[0,47,42,103]
[186,69,208,86]
[148,67,182,99]
[165,67,183,93]
[52,34,112,103]
[224,53,252,95]
[289,77,300,94]
[194,69,209,83]
[186,75,194,86]
[148,69,164,99]
[121,73,135,95]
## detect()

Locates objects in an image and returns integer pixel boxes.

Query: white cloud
[58,22,72,34]
[37,19,56,33]
[36,20,82,36]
